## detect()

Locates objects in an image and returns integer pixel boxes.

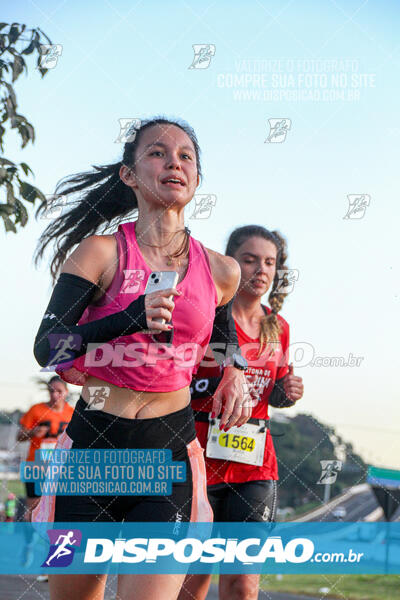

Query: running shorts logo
[262,505,271,521]
[173,511,183,535]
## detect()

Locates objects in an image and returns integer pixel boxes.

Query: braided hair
[226,225,289,356]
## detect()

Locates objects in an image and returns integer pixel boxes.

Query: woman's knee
[219,574,260,600]
[178,573,211,600]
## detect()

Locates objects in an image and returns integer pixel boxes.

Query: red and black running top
[191,305,290,484]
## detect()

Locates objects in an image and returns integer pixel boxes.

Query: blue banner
[20,449,186,496]
[1,522,399,574]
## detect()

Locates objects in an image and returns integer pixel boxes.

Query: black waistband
[193,409,269,430]
[66,396,196,450]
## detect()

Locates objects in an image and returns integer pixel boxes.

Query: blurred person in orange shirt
[17,376,73,519]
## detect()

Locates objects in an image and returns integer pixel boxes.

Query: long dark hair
[34,116,203,282]
[226,225,290,355]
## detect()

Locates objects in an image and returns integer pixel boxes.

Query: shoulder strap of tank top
[117,221,140,277]
[192,237,212,275]
[106,229,126,298]
[117,221,137,252]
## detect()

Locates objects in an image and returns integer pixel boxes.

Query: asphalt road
[306,489,380,522]
[0,576,322,600]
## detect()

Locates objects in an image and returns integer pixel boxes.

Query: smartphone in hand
[144,271,179,326]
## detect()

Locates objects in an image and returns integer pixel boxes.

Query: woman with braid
[31,117,249,600]
[180,225,304,600]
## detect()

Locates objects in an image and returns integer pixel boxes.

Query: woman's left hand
[283,364,304,402]
[211,368,253,430]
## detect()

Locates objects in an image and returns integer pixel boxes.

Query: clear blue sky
[1,0,399,470]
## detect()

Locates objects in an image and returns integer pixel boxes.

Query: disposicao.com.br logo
[84,536,315,564]
[6,522,395,574]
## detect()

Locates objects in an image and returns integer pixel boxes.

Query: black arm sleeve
[208,298,241,365]
[268,377,295,408]
[33,272,148,368]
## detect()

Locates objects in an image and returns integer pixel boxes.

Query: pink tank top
[56,221,219,392]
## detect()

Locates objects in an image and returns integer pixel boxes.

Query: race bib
[206,418,267,466]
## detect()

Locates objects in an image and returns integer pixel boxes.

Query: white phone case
[144,271,179,325]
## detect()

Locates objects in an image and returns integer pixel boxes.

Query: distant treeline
[271,413,367,508]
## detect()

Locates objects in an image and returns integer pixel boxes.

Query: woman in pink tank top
[32,118,249,600]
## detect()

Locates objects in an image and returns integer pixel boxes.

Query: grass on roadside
[290,501,321,518]
[260,574,400,600]
[0,480,25,500]
[210,574,400,599]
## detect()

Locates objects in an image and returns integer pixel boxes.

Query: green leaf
[10,115,23,126]
[37,55,48,77]
[19,126,28,148]
[6,183,15,205]
[0,124,5,152]
[0,24,9,31]
[34,186,47,202]
[12,55,25,82]
[8,25,20,44]
[2,214,16,233]
[18,122,35,148]
[19,162,33,176]
[0,158,15,167]
[14,198,28,226]
[21,39,37,55]
[0,203,15,215]
[24,121,35,142]
[12,115,35,148]
[4,82,17,109]
[5,96,16,120]
[19,181,37,202]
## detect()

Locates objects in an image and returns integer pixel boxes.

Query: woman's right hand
[144,288,181,332]
[211,368,253,430]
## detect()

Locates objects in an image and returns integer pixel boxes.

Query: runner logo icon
[317,460,342,485]
[42,529,82,568]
